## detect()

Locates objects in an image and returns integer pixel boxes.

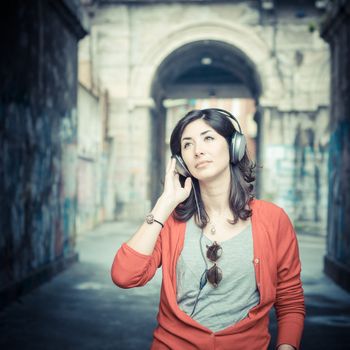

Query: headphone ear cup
[173,155,191,177]
[231,132,247,165]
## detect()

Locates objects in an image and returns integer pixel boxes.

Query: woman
[111,108,305,350]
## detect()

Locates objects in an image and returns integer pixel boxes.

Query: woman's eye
[205,136,214,141]
[183,142,191,149]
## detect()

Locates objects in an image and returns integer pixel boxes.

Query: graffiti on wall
[0,105,78,288]
[264,144,297,215]
[327,121,350,263]
[293,125,329,231]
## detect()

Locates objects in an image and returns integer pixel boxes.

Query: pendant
[210,225,216,235]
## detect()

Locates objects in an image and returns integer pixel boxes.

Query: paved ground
[1,220,350,350]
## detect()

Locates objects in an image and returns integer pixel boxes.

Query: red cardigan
[111,198,305,350]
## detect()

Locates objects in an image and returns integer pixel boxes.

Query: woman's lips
[195,161,211,169]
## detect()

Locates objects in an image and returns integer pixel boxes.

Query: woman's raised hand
[161,157,192,207]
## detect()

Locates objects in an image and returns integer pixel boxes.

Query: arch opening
[152,40,262,101]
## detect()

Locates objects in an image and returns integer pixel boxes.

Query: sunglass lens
[207,264,222,288]
[206,242,222,262]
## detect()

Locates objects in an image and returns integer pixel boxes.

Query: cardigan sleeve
[274,208,306,350]
[110,220,166,289]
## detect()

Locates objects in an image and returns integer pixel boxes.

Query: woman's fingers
[164,159,177,191]
[166,157,176,175]
[166,158,172,173]
[170,157,176,173]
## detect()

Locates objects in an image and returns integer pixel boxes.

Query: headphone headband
[200,108,243,134]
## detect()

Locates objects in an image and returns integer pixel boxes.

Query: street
[1,220,350,350]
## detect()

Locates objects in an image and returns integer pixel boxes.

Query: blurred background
[0,0,349,349]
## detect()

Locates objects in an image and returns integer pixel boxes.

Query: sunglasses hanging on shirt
[190,238,223,317]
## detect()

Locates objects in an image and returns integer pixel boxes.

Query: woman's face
[180,119,230,181]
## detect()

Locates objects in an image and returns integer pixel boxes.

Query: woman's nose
[194,143,205,157]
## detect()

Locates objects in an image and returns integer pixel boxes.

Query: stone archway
[129,20,277,103]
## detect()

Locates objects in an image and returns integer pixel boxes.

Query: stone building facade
[0,0,86,307]
[321,0,350,291]
[76,83,109,233]
[82,0,330,234]
[77,34,111,233]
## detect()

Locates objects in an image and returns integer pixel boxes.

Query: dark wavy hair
[169,108,256,228]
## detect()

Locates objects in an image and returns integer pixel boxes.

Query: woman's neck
[198,170,232,219]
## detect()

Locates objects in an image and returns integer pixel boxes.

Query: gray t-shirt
[176,217,260,332]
